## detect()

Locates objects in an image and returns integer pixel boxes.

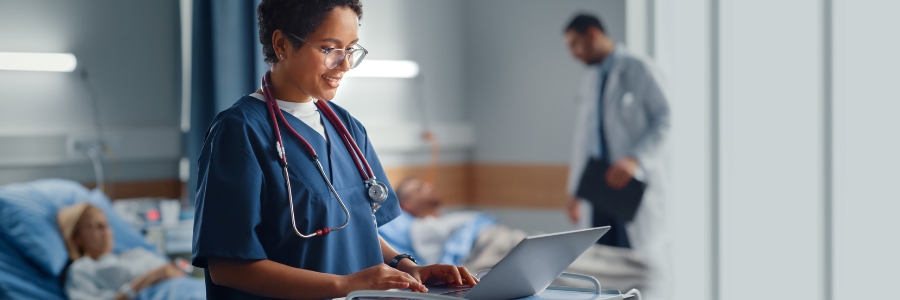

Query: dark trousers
[592,205,631,248]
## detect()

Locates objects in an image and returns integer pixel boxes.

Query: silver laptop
[425,226,610,300]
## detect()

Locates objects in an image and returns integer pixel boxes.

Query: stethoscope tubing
[263,71,357,238]
[316,101,377,181]
[283,162,350,238]
[313,100,390,208]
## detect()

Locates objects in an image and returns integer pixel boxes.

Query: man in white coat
[563,14,671,298]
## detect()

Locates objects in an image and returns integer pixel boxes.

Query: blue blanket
[379,211,497,266]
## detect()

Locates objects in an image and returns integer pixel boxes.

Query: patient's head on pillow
[57,203,114,260]
[395,177,442,218]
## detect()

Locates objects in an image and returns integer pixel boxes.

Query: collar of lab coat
[594,45,620,71]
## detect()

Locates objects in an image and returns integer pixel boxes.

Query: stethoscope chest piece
[367,180,389,203]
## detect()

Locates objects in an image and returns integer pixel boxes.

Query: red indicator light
[147,209,160,221]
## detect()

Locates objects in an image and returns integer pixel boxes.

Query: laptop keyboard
[438,287,472,297]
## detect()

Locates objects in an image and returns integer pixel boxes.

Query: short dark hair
[257,0,364,64]
[394,177,421,203]
[564,13,605,34]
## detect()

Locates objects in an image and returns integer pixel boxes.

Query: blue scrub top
[191,95,401,299]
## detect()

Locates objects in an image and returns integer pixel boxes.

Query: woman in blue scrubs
[191,1,477,298]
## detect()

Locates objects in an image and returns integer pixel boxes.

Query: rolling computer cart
[345,272,640,300]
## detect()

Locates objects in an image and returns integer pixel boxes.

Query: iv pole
[414,73,441,185]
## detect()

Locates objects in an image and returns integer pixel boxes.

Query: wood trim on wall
[83,179,184,200]
[384,164,473,207]
[471,164,569,209]
[85,164,570,208]
[384,163,569,209]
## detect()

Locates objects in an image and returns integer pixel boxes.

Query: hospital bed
[0,179,204,300]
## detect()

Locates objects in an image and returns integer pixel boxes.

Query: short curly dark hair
[257,0,363,65]
[564,13,605,34]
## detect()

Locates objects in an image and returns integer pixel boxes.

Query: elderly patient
[57,203,192,300]
[379,178,648,291]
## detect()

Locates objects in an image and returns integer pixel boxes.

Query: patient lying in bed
[57,203,202,300]
[379,178,648,291]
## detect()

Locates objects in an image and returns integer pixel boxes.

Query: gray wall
[0,0,181,185]
[655,0,900,299]
[463,0,627,163]
[336,0,473,166]
[344,0,628,166]
[352,0,468,123]
[0,0,627,184]
[832,1,900,298]
[654,0,712,299]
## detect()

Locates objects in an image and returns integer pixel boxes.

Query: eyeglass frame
[286,33,368,70]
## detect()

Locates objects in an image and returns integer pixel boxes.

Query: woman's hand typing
[339,263,428,293]
[403,264,479,287]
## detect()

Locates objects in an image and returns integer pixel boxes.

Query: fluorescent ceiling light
[345,60,419,78]
[0,52,77,72]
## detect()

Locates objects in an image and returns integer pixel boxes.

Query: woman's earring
[280,54,284,60]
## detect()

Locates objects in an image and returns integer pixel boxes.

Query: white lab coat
[567,46,672,299]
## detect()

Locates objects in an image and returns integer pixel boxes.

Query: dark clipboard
[575,158,647,222]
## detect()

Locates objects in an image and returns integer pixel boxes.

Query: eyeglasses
[287,33,368,70]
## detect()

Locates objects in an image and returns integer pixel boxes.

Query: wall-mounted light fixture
[345,60,419,78]
[0,52,77,72]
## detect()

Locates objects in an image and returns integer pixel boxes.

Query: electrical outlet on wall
[61,129,180,162]
[66,135,117,159]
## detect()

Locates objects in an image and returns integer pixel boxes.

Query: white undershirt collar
[249,93,326,139]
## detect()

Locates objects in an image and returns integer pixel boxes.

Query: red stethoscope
[262,71,388,238]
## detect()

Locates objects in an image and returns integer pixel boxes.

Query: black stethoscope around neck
[262,71,388,238]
